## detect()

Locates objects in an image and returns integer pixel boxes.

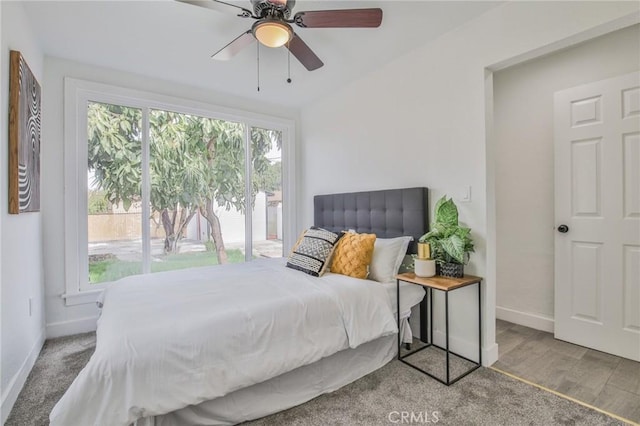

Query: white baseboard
[431,331,500,367]
[1,329,45,424]
[46,316,98,339]
[431,330,480,361]
[484,342,499,366]
[412,306,498,366]
[496,306,554,333]
[427,331,498,367]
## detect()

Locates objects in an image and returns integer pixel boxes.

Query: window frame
[62,78,296,305]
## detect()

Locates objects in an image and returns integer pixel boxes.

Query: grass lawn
[89,249,245,284]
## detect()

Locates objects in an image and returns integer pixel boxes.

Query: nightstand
[396,272,482,385]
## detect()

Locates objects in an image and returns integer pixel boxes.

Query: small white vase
[414,259,436,278]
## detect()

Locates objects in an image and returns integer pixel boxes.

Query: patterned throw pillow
[330,232,377,279]
[286,227,343,277]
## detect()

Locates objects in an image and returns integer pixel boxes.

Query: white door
[554,71,640,361]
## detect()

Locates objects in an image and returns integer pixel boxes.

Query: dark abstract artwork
[9,50,41,214]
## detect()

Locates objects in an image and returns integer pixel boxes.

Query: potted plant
[418,196,475,278]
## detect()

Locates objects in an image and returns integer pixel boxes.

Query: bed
[49,187,429,426]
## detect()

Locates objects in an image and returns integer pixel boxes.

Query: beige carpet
[7,333,629,425]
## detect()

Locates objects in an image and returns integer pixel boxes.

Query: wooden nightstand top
[396,272,482,291]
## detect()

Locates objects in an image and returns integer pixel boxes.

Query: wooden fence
[88,213,165,242]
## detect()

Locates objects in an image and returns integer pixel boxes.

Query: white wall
[0,2,45,422]
[298,1,639,365]
[42,57,298,338]
[494,25,640,332]
[185,193,268,243]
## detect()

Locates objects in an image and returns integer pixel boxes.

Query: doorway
[553,71,640,361]
[492,25,640,357]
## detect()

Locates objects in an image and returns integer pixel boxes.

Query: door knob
[557,224,569,233]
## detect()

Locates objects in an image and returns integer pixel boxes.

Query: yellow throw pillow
[330,232,377,279]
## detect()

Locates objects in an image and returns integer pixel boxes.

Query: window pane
[251,126,283,258]
[148,109,246,272]
[87,102,142,284]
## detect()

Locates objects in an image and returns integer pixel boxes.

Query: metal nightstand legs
[397,279,482,385]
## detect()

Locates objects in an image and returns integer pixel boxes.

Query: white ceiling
[22,0,501,108]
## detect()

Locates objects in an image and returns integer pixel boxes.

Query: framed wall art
[9,50,41,214]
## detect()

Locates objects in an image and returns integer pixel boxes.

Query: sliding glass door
[85,103,285,287]
[87,101,143,284]
[251,126,283,259]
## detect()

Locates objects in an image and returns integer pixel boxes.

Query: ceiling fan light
[252,21,292,48]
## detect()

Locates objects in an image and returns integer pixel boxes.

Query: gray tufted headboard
[313,187,429,254]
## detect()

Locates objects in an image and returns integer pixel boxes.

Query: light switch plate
[461,186,472,202]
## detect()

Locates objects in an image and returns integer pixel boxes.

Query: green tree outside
[87,102,282,264]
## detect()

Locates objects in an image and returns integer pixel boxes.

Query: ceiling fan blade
[211,30,255,60]
[286,34,323,71]
[293,8,382,28]
[176,0,254,18]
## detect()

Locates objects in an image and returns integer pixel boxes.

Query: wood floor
[494,319,640,424]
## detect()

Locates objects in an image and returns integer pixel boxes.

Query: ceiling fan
[178,0,383,71]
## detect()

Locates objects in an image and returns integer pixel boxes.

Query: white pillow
[368,236,413,283]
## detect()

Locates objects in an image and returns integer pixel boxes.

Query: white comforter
[49,259,398,426]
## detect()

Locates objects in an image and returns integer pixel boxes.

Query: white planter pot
[414,259,436,278]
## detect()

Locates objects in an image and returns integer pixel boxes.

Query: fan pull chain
[256,42,260,92]
[286,42,292,84]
